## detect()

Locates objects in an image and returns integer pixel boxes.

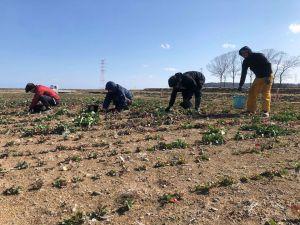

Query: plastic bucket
[233,95,246,109]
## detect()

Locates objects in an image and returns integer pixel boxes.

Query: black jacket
[168,71,205,109]
[103,82,133,110]
[239,53,272,87]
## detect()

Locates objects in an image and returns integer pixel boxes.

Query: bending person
[165,71,205,112]
[25,83,60,113]
[238,46,273,118]
[102,81,133,112]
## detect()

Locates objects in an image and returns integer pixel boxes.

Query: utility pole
[100,59,106,89]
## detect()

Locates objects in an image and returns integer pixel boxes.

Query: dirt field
[0,90,299,225]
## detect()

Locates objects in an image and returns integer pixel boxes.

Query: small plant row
[147,139,188,151]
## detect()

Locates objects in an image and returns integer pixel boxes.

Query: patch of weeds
[159,193,182,206]
[148,139,188,151]
[29,179,43,191]
[218,176,234,187]
[202,126,225,145]
[195,154,210,162]
[106,170,117,177]
[144,134,161,140]
[259,169,288,179]
[4,141,16,147]
[134,165,147,171]
[169,155,186,166]
[234,131,255,140]
[154,160,168,168]
[91,174,101,181]
[88,205,108,221]
[271,110,300,123]
[240,177,248,183]
[240,124,291,138]
[56,145,68,151]
[116,194,135,215]
[74,111,99,128]
[52,177,67,189]
[59,211,85,225]
[193,183,212,195]
[87,152,98,159]
[72,176,84,183]
[3,186,21,195]
[264,219,277,225]
[15,161,29,170]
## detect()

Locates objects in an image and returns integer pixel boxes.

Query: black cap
[25,83,36,93]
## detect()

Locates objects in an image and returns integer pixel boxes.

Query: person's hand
[238,86,243,92]
[264,77,271,85]
[165,106,171,112]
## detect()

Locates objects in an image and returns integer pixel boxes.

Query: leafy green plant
[271,110,300,123]
[193,183,212,195]
[15,161,29,170]
[3,186,21,195]
[52,177,67,188]
[116,194,135,215]
[159,193,182,206]
[202,127,225,145]
[148,139,188,151]
[218,176,234,187]
[59,211,85,225]
[74,111,99,128]
[88,205,108,221]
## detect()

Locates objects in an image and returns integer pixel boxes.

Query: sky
[0,0,300,89]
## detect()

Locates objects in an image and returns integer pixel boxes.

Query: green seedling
[218,176,234,187]
[71,176,84,183]
[193,184,212,195]
[59,211,85,225]
[88,205,108,221]
[159,193,182,206]
[52,177,67,189]
[134,165,147,171]
[271,110,300,123]
[3,186,21,195]
[29,179,43,191]
[106,170,117,177]
[74,111,99,128]
[202,127,225,145]
[15,161,29,170]
[116,194,135,215]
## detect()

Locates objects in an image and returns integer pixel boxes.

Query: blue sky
[0,0,299,89]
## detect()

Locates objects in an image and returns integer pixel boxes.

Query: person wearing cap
[102,81,133,112]
[238,46,273,117]
[25,83,60,113]
[165,71,205,112]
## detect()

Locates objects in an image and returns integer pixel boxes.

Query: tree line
[206,49,300,88]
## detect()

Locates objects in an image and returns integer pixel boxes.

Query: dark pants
[180,90,194,109]
[32,95,58,112]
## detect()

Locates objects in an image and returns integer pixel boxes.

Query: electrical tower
[100,59,106,89]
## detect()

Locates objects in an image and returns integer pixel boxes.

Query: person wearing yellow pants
[238,46,273,117]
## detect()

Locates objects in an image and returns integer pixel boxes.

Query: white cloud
[142,64,149,68]
[161,43,171,49]
[164,67,177,72]
[222,43,236,49]
[289,23,300,33]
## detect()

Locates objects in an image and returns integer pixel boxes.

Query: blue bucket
[233,95,246,109]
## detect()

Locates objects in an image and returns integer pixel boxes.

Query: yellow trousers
[247,76,273,113]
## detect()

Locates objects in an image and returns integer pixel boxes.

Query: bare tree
[277,55,300,86]
[261,49,286,84]
[207,53,229,88]
[226,51,241,88]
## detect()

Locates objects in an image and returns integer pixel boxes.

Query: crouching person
[165,71,205,112]
[102,81,133,112]
[25,83,60,113]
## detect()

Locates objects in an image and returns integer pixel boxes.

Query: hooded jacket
[239,46,272,87]
[103,81,133,110]
[168,71,205,109]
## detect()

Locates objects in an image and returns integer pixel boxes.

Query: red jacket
[30,85,60,109]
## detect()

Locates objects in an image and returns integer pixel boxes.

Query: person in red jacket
[25,83,60,113]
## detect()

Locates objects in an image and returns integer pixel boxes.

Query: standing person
[102,81,133,112]
[165,71,205,112]
[238,46,273,117]
[25,83,60,113]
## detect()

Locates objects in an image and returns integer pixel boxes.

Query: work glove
[237,86,243,92]
[165,106,171,112]
[264,77,271,85]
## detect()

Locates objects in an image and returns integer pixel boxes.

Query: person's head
[239,46,252,59]
[168,72,182,88]
[105,81,117,92]
[25,83,36,93]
